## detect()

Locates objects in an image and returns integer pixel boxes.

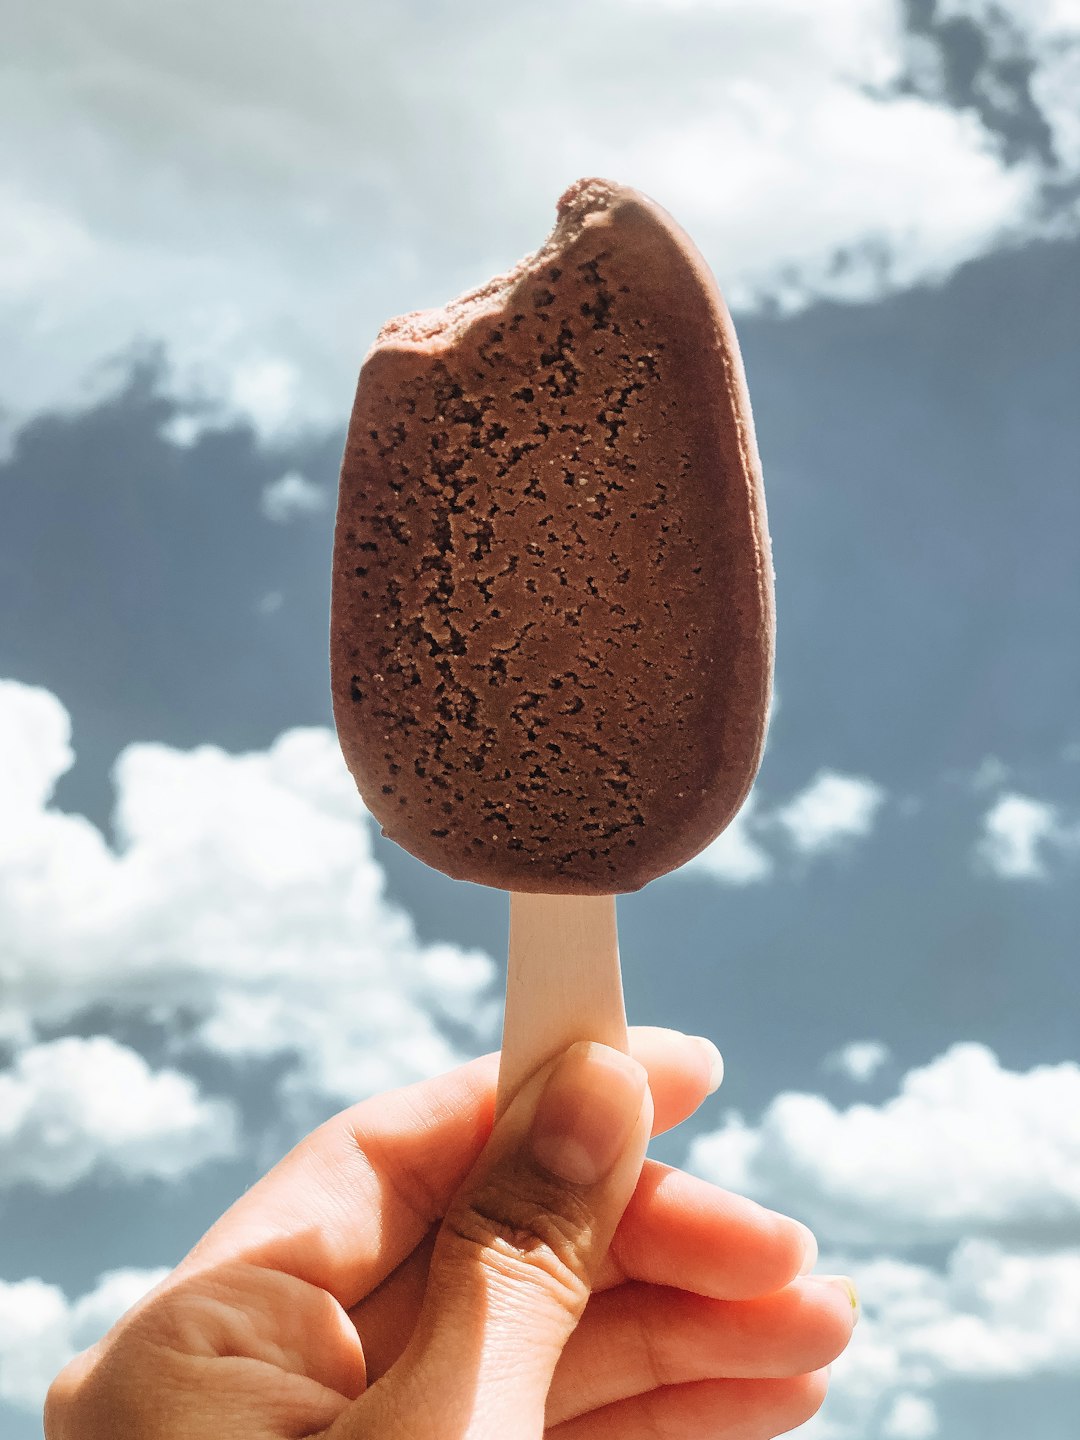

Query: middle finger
[545,1276,856,1428]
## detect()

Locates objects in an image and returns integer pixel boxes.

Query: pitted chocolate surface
[331,180,773,893]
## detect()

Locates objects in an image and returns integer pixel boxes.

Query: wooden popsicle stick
[496,892,629,1118]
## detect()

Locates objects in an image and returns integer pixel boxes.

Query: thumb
[342,1041,651,1440]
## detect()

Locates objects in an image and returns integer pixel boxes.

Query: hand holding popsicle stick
[46,1032,856,1440]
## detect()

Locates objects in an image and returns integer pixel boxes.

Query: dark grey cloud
[899,0,1058,166]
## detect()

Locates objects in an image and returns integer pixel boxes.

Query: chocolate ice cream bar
[332,178,773,897]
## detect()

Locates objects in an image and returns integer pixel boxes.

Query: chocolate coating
[331,178,774,893]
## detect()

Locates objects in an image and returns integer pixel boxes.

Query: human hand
[45,1028,856,1439]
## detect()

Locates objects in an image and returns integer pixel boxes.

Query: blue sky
[2,3,1079,1437]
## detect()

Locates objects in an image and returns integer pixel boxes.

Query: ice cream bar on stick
[331,179,774,1114]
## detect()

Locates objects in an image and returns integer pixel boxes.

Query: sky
[1,2,1079,1437]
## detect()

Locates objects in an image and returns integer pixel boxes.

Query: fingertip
[804,1275,861,1330]
[795,1220,819,1274]
[786,1275,860,1372]
[792,1366,832,1427]
[626,1026,717,1136]
[754,1369,832,1436]
[691,1035,724,1094]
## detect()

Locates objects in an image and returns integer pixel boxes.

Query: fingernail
[692,1036,724,1094]
[795,1221,818,1275]
[528,1042,647,1186]
[810,1275,860,1324]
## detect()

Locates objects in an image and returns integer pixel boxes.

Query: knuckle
[43,1364,78,1437]
[43,1348,101,1440]
[443,1168,596,1317]
[631,1296,669,1393]
[44,1301,178,1440]
[354,1125,445,1229]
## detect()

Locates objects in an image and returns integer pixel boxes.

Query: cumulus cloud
[824,1040,892,1083]
[0,678,497,1111]
[689,1042,1080,1246]
[977,792,1056,877]
[259,470,326,523]
[0,1268,167,1413]
[880,1392,938,1439]
[774,770,887,856]
[691,1035,1080,1437]
[677,768,888,885]
[976,791,1080,879]
[0,1036,237,1190]
[255,590,284,617]
[0,677,73,814]
[803,1239,1080,1439]
[967,755,1010,792]
[1,0,1078,442]
[682,792,775,884]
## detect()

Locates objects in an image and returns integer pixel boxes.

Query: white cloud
[976,791,1080,879]
[906,1241,1080,1378]
[977,792,1055,878]
[689,1043,1080,1246]
[774,770,886,856]
[260,469,326,523]
[0,1036,237,1190]
[825,1040,891,1083]
[0,1009,33,1053]
[0,1268,167,1414]
[690,1032,1080,1438]
[0,678,497,1111]
[255,590,284,616]
[1,1,1077,442]
[676,768,888,885]
[158,411,205,448]
[682,792,774,884]
[968,755,1010,792]
[230,359,303,439]
[881,1392,938,1439]
[805,1241,1080,1439]
[0,678,73,815]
